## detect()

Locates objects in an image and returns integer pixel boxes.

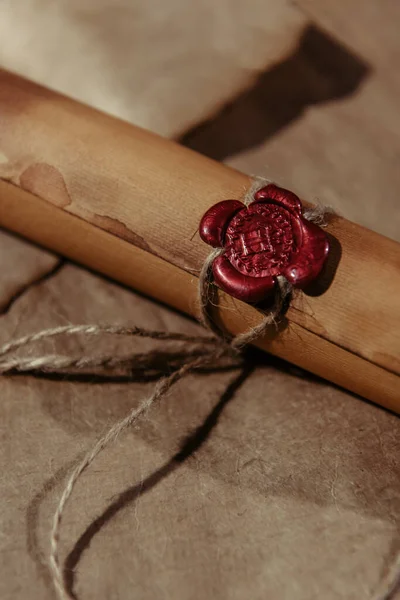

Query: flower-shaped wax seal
[199,184,329,304]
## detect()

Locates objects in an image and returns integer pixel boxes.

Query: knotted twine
[0,182,398,600]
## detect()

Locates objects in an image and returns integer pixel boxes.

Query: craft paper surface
[0,1,399,599]
[0,0,305,137]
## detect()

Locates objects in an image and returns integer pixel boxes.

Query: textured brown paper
[0,1,400,599]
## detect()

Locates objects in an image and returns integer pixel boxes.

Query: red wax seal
[199,184,329,304]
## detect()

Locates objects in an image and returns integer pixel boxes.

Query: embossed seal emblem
[199,184,329,304]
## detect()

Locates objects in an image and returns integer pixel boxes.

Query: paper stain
[19,163,72,208]
[92,214,152,253]
[0,152,27,183]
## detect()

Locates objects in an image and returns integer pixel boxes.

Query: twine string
[49,348,227,600]
[0,243,289,600]
[0,250,289,600]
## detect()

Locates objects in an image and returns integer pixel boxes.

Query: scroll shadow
[303,230,342,297]
[63,364,254,599]
[180,24,371,161]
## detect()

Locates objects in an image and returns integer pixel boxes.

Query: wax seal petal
[283,220,330,288]
[254,184,302,215]
[213,255,275,304]
[199,200,243,247]
[199,185,329,304]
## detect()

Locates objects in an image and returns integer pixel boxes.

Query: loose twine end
[0,254,291,600]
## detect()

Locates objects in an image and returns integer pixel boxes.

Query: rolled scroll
[0,69,399,412]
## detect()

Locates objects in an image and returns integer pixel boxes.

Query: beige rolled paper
[0,69,399,413]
